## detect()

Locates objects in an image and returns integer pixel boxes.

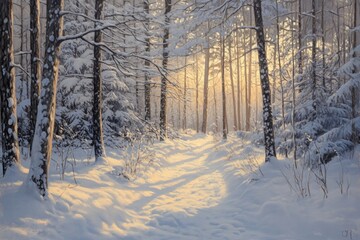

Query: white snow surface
[1,132,360,240]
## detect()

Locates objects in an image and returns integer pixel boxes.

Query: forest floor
[0,132,360,240]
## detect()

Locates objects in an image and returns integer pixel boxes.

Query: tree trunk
[352,0,360,144]
[311,0,317,111]
[321,0,326,89]
[93,0,106,160]
[246,11,253,132]
[213,81,219,133]
[183,56,187,130]
[275,0,286,132]
[195,54,199,132]
[30,0,41,153]
[221,35,227,139]
[159,0,171,140]
[298,0,302,77]
[201,22,210,133]
[291,1,297,166]
[228,37,237,131]
[28,0,63,196]
[144,0,151,121]
[0,0,20,176]
[236,27,242,130]
[253,0,276,162]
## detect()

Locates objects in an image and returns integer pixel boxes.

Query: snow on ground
[1,132,360,240]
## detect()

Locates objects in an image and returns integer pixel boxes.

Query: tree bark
[183,56,187,130]
[93,0,106,160]
[30,0,41,153]
[246,11,253,131]
[0,0,20,176]
[144,0,151,121]
[253,0,276,162]
[28,0,63,196]
[221,35,227,139]
[195,54,199,132]
[201,22,210,133]
[311,0,317,112]
[159,0,171,140]
[351,0,360,144]
[298,0,302,77]
[228,37,237,131]
[236,27,242,130]
[275,0,285,132]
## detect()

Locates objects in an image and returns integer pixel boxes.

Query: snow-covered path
[123,134,241,239]
[0,134,245,240]
[1,133,360,240]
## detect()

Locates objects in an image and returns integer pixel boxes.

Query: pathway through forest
[3,133,354,240]
[121,134,245,239]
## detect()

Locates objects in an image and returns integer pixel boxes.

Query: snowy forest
[1,0,360,239]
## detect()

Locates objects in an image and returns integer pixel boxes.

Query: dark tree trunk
[30,0,41,153]
[221,35,227,139]
[144,0,151,121]
[28,0,63,196]
[298,0,303,90]
[311,0,317,111]
[159,0,171,140]
[253,0,276,162]
[351,0,360,144]
[93,0,106,160]
[246,11,253,131]
[0,0,20,176]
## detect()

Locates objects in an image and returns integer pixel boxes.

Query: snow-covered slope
[0,133,359,239]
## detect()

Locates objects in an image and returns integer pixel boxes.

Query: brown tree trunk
[236,27,242,130]
[183,57,187,130]
[201,22,210,133]
[228,38,237,131]
[195,54,199,132]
